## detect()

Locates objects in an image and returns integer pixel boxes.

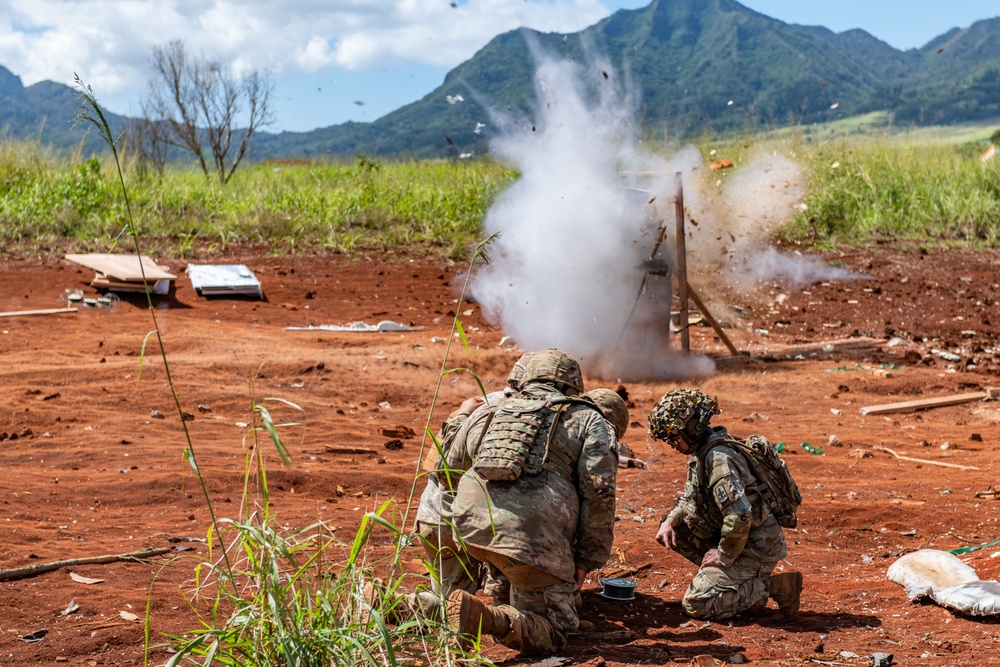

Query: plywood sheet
[64,254,176,281]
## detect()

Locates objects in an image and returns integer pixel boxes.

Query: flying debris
[562,35,568,44]
[353,100,364,106]
[474,122,486,134]
[830,102,840,110]
[446,94,465,104]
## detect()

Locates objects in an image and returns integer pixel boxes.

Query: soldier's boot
[447,590,510,642]
[360,579,413,625]
[768,571,803,615]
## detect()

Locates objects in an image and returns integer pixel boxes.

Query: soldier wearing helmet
[649,389,802,620]
[584,387,633,465]
[443,349,617,655]
[410,352,540,606]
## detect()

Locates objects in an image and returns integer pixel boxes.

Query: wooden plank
[771,338,886,358]
[0,307,77,318]
[674,172,689,353]
[65,254,176,281]
[859,392,988,416]
[687,285,740,356]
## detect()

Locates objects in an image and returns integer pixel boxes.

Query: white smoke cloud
[470,45,857,381]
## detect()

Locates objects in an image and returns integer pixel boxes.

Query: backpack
[472,394,597,482]
[702,434,802,529]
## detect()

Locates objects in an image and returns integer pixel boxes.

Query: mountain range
[3,0,1000,160]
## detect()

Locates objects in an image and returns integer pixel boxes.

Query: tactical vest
[699,432,802,529]
[472,394,597,482]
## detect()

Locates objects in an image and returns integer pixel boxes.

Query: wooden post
[674,173,690,353]
[687,286,740,356]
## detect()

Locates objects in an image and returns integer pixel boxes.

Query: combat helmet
[506,351,535,391]
[522,349,584,393]
[585,388,629,440]
[647,389,720,441]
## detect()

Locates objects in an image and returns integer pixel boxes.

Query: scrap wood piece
[860,391,989,416]
[874,446,979,471]
[0,307,77,318]
[770,337,886,359]
[0,546,172,582]
[91,275,171,295]
[975,486,1000,500]
[601,561,653,580]
[64,254,175,281]
[686,285,739,356]
[324,444,375,454]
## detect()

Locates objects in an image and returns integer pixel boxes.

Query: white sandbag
[887,549,1000,616]
[932,581,1000,616]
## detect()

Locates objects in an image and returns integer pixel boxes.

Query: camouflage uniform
[445,355,617,655]
[415,392,508,597]
[664,425,787,620]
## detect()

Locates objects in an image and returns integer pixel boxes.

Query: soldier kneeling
[649,389,803,620]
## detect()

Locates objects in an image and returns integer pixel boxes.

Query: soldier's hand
[459,396,484,414]
[656,517,677,549]
[574,566,587,593]
[701,548,723,568]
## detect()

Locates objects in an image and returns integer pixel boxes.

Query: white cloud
[0,0,614,97]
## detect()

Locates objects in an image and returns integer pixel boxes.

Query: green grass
[779,140,1000,246]
[5,121,1000,259]
[0,142,516,258]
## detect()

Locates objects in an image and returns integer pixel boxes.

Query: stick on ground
[874,446,980,471]
[0,546,172,582]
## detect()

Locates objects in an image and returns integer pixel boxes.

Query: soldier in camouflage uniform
[584,388,629,461]
[443,349,618,655]
[411,354,533,601]
[649,389,802,620]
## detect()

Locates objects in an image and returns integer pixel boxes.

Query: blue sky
[0,1,997,133]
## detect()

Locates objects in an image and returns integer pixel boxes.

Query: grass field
[2,119,1000,258]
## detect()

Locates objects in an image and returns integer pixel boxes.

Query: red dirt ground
[1,244,1000,666]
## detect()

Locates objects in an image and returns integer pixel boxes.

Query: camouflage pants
[671,521,775,620]
[415,521,479,595]
[414,522,511,603]
[466,544,578,656]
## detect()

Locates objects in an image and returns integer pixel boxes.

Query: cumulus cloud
[0,0,614,103]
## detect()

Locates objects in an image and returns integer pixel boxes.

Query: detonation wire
[920,530,1000,555]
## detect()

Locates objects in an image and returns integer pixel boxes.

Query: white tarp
[887,549,1000,616]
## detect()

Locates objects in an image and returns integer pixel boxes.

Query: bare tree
[123,117,168,179]
[142,40,274,184]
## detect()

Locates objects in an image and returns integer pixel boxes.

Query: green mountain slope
[0,66,124,151]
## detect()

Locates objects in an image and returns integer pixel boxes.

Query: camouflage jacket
[666,426,787,568]
[415,391,506,526]
[446,382,618,582]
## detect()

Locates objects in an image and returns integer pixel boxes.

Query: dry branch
[324,444,375,454]
[874,446,979,471]
[0,546,172,582]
